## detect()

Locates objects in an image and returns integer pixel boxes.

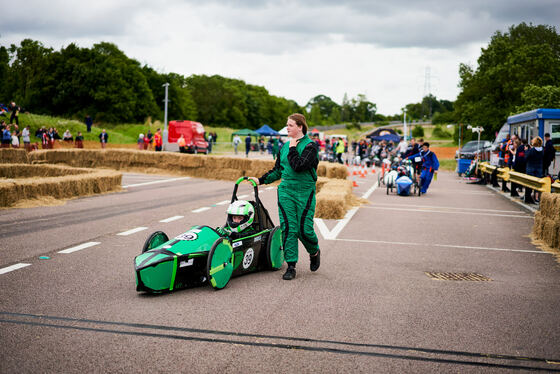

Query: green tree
[514,84,560,113]
[455,23,560,137]
[412,125,424,138]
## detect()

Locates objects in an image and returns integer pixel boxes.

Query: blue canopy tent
[255,124,279,136]
[371,133,402,143]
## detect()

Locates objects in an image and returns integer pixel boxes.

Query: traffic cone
[352,180,359,187]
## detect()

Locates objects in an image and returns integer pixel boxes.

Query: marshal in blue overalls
[407,143,439,194]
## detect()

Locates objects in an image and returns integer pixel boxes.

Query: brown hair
[288,113,308,135]
[531,136,543,147]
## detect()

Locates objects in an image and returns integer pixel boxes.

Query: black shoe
[310,250,320,272]
[283,266,296,280]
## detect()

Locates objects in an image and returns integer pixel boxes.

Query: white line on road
[315,180,378,240]
[361,206,532,218]
[486,185,538,213]
[192,207,211,213]
[58,241,101,254]
[117,227,148,236]
[334,238,549,254]
[216,200,230,206]
[122,177,190,188]
[0,263,31,275]
[372,203,526,214]
[159,215,184,223]
[265,186,276,190]
[238,194,249,199]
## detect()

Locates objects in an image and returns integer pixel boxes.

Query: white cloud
[1,1,558,114]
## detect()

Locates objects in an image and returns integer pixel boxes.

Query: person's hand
[248,177,260,185]
[289,137,299,147]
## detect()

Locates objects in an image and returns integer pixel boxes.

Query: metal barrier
[479,162,556,193]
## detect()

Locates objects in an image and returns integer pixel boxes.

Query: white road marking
[265,186,275,190]
[122,177,190,188]
[372,203,525,214]
[362,206,532,218]
[486,185,538,213]
[159,215,184,223]
[216,200,230,206]
[315,180,378,240]
[334,238,549,254]
[238,194,249,199]
[58,241,101,254]
[117,227,148,236]
[0,263,31,275]
[192,207,211,213]
[362,180,380,199]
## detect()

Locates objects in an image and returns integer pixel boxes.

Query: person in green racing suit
[249,113,320,280]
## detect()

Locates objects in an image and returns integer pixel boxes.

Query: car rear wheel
[266,226,283,270]
[142,231,169,253]
[206,238,234,290]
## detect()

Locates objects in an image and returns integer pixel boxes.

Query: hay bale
[532,211,544,239]
[542,217,560,249]
[0,149,29,164]
[315,179,354,219]
[0,163,121,208]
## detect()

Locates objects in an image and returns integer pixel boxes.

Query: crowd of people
[497,133,556,204]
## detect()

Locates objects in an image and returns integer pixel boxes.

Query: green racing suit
[258,134,320,264]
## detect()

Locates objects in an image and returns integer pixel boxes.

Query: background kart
[134,177,284,293]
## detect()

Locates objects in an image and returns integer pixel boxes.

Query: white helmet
[226,200,255,233]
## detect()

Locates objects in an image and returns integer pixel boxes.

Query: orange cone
[352,180,358,187]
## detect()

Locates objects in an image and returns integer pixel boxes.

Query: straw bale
[541,217,560,249]
[315,179,355,219]
[0,163,121,208]
[0,149,29,164]
[322,163,348,179]
[532,211,544,238]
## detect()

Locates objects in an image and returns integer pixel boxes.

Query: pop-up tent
[255,124,279,136]
[231,128,260,138]
[366,127,399,138]
[278,126,288,136]
[371,133,402,143]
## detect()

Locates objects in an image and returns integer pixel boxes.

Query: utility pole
[403,108,408,141]
[162,82,169,151]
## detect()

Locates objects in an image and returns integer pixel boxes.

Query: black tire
[142,231,169,253]
[417,180,422,196]
[386,184,389,195]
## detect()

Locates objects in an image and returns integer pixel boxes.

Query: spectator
[53,128,61,141]
[85,115,93,133]
[99,129,108,149]
[396,137,408,157]
[206,132,213,153]
[178,134,187,153]
[259,136,265,154]
[524,136,544,204]
[12,128,21,147]
[137,133,145,150]
[335,137,345,164]
[543,133,555,176]
[232,134,241,155]
[9,101,20,126]
[63,129,73,142]
[22,125,31,151]
[212,131,218,143]
[245,134,251,158]
[41,130,49,149]
[272,136,280,159]
[510,138,526,198]
[154,128,163,151]
[146,130,153,150]
[2,124,11,148]
[75,132,84,148]
[47,128,55,149]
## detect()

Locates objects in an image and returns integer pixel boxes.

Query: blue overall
[408,150,439,193]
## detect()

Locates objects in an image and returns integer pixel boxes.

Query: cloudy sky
[1,0,559,115]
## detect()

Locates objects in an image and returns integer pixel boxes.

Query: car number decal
[175,232,198,241]
[254,236,262,242]
[233,241,242,248]
[242,248,254,269]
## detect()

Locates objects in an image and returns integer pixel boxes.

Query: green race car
[134,177,284,293]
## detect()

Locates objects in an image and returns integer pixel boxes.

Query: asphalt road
[1,170,559,373]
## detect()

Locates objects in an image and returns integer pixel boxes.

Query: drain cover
[425,272,491,281]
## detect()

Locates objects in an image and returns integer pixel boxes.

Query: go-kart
[134,177,284,293]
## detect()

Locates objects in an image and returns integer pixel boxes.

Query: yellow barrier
[479,162,555,193]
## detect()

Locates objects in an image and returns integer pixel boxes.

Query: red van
[168,120,209,154]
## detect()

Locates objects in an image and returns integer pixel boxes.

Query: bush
[396,129,403,134]
[412,125,424,138]
[432,125,452,139]
[345,122,361,130]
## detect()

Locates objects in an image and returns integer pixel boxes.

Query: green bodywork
[135,226,221,292]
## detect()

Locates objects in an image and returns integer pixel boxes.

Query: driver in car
[216,200,256,239]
